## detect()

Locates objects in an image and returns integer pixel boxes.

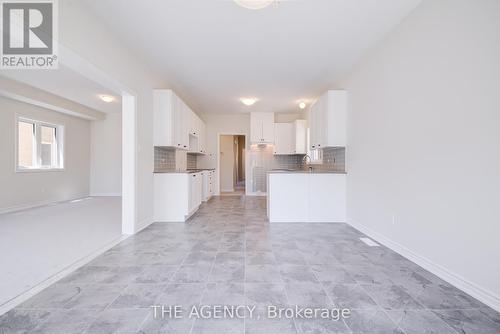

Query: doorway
[219,134,246,196]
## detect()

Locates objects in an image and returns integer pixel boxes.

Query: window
[17,118,64,171]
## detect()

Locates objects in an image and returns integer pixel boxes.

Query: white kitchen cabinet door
[251,112,274,144]
[262,113,275,143]
[309,101,319,150]
[154,173,189,222]
[294,120,307,154]
[268,173,308,222]
[153,90,175,147]
[274,123,294,155]
[309,90,347,149]
[308,174,346,222]
[199,121,206,154]
[188,172,202,214]
[324,90,347,147]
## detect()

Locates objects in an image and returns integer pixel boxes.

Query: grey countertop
[268,169,347,174]
[154,168,215,174]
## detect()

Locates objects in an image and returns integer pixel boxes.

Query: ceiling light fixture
[240,98,258,106]
[299,102,306,109]
[99,95,115,103]
[234,0,276,10]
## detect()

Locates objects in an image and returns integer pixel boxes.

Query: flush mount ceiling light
[299,102,307,109]
[99,95,115,103]
[234,0,276,10]
[240,97,258,106]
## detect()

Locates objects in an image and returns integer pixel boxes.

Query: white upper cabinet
[199,121,206,154]
[251,112,275,144]
[154,89,206,152]
[273,119,307,155]
[309,90,347,150]
[293,120,308,154]
[274,123,294,155]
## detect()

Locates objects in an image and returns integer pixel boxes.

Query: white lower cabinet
[202,170,214,201]
[154,172,202,222]
[188,172,202,214]
[268,172,346,223]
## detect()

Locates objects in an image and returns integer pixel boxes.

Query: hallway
[1,196,499,333]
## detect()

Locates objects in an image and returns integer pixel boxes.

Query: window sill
[16,168,65,173]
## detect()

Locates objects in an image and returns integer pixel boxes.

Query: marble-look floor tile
[138,313,195,334]
[362,284,424,310]
[323,283,378,309]
[84,308,149,334]
[109,284,166,309]
[343,309,403,334]
[279,265,318,284]
[58,265,143,285]
[64,284,126,310]
[209,263,245,282]
[201,283,245,305]
[245,265,282,283]
[191,318,244,334]
[156,283,205,308]
[294,318,351,334]
[245,283,288,307]
[0,309,52,334]
[6,196,498,333]
[310,265,356,284]
[18,284,81,309]
[245,317,297,334]
[171,264,212,283]
[432,309,500,334]
[246,252,276,265]
[284,282,332,307]
[387,309,458,334]
[30,309,99,334]
[133,265,178,284]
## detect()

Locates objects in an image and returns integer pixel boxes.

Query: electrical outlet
[392,214,396,225]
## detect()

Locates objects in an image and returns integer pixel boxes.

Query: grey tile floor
[1,196,499,333]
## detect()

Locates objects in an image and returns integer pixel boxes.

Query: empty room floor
[0,197,122,310]
[1,196,499,333]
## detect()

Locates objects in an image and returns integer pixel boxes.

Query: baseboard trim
[0,234,129,316]
[349,220,500,312]
[135,216,154,233]
[89,192,121,197]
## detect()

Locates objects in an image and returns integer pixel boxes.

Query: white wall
[343,0,500,309]
[59,0,168,231]
[90,112,122,196]
[0,96,90,212]
[198,114,250,195]
[219,135,235,192]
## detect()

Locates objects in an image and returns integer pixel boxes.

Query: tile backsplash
[249,145,305,193]
[249,145,346,193]
[187,154,197,170]
[154,147,175,171]
[317,147,346,172]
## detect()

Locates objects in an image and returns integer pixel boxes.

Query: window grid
[16,117,64,171]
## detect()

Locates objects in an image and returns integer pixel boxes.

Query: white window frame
[15,116,65,172]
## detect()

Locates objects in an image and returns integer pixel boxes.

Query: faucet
[302,155,313,172]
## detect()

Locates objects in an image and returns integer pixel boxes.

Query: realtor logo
[1,0,58,69]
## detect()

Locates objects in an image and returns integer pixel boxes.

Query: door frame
[217,133,248,195]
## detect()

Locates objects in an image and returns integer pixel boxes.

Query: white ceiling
[1,64,121,114]
[85,0,421,114]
